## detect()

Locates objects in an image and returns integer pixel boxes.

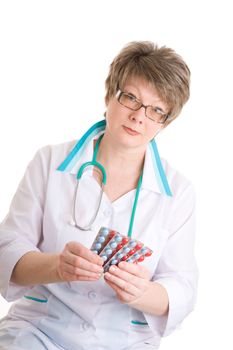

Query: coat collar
[57,120,172,197]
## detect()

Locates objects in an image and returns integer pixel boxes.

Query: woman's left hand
[104,261,151,304]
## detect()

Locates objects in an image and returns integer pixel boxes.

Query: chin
[108,126,144,148]
[117,135,144,150]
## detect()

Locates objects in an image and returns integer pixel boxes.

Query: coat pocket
[8,286,50,326]
[130,308,152,335]
[129,308,161,348]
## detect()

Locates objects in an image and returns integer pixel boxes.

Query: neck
[95,133,146,176]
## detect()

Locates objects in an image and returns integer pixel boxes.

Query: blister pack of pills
[90,227,153,272]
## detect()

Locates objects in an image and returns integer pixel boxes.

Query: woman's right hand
[56,241,104,282]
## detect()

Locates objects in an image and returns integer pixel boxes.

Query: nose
[129,106,145,124]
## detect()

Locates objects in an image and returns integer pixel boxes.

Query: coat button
[104,208,112,217]
[88,291,97,300]
[82,322,91,331]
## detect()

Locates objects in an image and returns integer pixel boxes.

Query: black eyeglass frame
[116,90,170,124]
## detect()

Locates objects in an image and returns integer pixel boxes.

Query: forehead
[123,78,163,98]
[123,76,168,108]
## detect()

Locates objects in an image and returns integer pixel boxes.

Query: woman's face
[105,77,169,152]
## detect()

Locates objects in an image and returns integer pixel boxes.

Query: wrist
[127,281,169,316]
[48,252,63,283]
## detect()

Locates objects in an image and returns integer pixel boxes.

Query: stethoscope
[71,133,143,238]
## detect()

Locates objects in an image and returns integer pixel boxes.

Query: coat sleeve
[0,147,49,301]
[144,183,198,337]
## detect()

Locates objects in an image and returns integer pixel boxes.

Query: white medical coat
[0,132,198,350]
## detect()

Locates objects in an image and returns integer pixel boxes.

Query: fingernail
[109,266,116,273]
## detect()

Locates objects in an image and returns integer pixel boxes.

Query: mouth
[123,126,140,136]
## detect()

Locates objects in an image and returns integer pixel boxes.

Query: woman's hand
[104,261,151,303]
[56,241,104,282]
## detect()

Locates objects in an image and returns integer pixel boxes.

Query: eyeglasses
[116,90,170,124]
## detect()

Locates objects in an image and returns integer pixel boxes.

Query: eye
[152,106,165,115]
[125,93,137,101]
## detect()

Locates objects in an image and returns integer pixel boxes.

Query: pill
[129,241,137,248]
[128,249,136,256]
[137,256,144,262]
[109,249,116,256]
[94,243,102,250]
[122,247,130,254]
[122,237,129,244]
[122,254,129,261]
[141,247,148,254]
[101,228,109,236]
[110,259,118,265]
[97,236,106,243]
[145,250,152,257]
[115,235,122,242]
[110,242,117,249]
[133,253,140,259]
[135,243,143,250]
[109,231,116,238]
[105,249,112,256]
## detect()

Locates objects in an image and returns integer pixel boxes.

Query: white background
[0,0,232,348]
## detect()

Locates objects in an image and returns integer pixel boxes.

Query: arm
[11,243,103,286]
[0,147,103,301]
[104,183,198,335]
[145,183,198,336]
[131,281,169,316]
[0,148,46,300]
[11,251,60,285]
[104,262,169,316]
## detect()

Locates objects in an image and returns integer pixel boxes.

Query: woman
[0,41,198,350]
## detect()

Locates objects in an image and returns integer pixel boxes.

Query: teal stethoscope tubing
[73,134,143,237]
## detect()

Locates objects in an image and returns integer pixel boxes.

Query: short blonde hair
[105,41,190,125]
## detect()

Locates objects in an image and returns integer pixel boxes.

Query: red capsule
[135,243,143,251]
[137,256,144,262]
[122,237,129,245]
[108,249,117,259]
[128,249,136,256]
[109,231,116,239]
[145,250,152,257]
[116,243,123,251]
[122,254,129,261]
[104,232,116,245]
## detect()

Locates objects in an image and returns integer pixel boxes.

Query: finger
[104,271,138,297]
[63,262,103,279]
[61,246,103,271]
[62,253,104,274]
[62,271,101,282]
[108,265,149,292]
[66,242,103,265]
[118,261,150,279]
[108,265,139,287]
[104,279,134,303]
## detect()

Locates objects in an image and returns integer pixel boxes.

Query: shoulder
[30,140,78,174]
